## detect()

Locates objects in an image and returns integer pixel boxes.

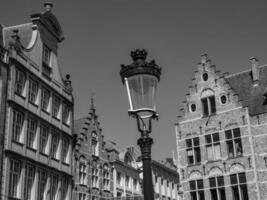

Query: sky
[1,0,267,161]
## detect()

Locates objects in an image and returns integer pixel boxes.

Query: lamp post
[120,49,161,200]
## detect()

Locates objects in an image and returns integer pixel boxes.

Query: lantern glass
[125,74,158,118]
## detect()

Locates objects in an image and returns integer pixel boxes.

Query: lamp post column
[138,133,154,200]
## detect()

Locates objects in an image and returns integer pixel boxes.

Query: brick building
[0,3,74,200]
[73,98,113,200]
[175,54,267,200]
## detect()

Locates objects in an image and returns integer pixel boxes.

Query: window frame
[41,87,50,113]
[189,179,205,200]
[39,123,49,155]
[28,78,39,105]
[225,128,243,158]
[15,68,26,97]
[26,117,37,149]
[12,109,24,143]
[230,173,249,200]
[62,136,69,164]
[9,159,21,198]
[201,95,216,116]
[205,132,221,161]
[79,159,87,185]
[186,137,201,165]
[24,164,35,200]
[209,176,226,200]
[51,130,59,160]
[38,169,47,200]
[52,94,61,119]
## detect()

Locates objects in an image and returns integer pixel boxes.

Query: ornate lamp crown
[131,49,148,61]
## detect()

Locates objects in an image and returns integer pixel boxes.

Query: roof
[226,65,267,115]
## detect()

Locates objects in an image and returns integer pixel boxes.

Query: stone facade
[176,55,267,200]
[0,3,74,200]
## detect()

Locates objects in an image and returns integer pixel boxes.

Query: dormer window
[201,96,216,116]
[42,45,52,78]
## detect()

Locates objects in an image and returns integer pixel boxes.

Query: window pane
[240,185,249,200]
[197,180,203,189]
[219,188,226,200]
[210,189,218,200]
[205,135,212,144]
[230,174,238,185]
[189,181,196,190]
[233,128,240,138]
[199,190,205,200]
[202,98,209,116]
[210,96,216,114]
[213,133,220,142]
[186,139,192,148]
[190,192,197,200]
[195,147,201,163]
[227,141,234,157]
[214,144,221,160]
[209,178,216,188]
[235,139,243,156]
[207,145,213,160]
[217,176,224,187]
[238,173,247,184]
[193,137,199,146]
[232,186,240,200]
[225,130,232,139]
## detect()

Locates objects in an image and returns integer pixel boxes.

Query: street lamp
[120,49,161,200]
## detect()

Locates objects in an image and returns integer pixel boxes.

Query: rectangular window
[50,173,58,200]
[92,168,99,188]
[230,173,249,200]
[24,164,35,200]
[91,138,98,156]
[225,128,243,158]
[209,176,226,200]
[189,179,205,200]
[52,95,60,119]
[39,124,49,154]
[12,109,24,143]
[186,137,201,165]
[42,45,52,78]
[41,87,50,112]
[62,136,69,163]
[206,133,221,161]
[117,172,121,186]
[103,166,110,190]
[28,78,38,105]
[51,130,59,159]
[15,69,26,96]
[126,176,130,188]
[9,159,21,198]
[38,169,47,200]
[62,177,68,200]
[79,193,86,200]
[79,162,87,185]
[42,45,51,66]
[201,96,216,116]
[62,102,70,125]
[27,117,37,149]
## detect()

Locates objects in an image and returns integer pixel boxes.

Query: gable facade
[176,55,267,200]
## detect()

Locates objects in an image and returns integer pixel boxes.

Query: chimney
[250,57,259,84]
[44,2,53,12]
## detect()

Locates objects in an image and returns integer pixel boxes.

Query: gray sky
[1,0,267,161]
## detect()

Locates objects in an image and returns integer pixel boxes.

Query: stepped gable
[226,65,267,115]
[74,96,102,145]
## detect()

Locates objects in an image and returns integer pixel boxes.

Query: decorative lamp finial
[130,49,148,62]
